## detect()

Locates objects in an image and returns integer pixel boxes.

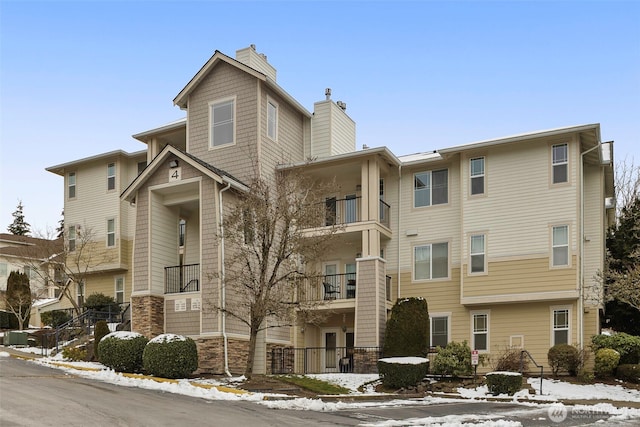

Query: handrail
[520,349,543,395]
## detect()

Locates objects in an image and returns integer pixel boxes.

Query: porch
[299,273,392,302]
[323,196,390,228]
[271,346,382,374]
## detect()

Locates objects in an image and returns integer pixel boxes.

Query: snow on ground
[5,344,640,426]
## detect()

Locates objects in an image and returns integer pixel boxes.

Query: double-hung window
[472,312,489,351]
[470,234,486,273]
[68,225,76,252]
[210,98,235,148]
[470,157,485,195]
[414,242,448,280]
[431,315,449,348]
[68,172,76,199]
[414,169,448,207]
[552,225,569,266]
[107,218,116,247]
[107,163,116,191]
[552,308,569,345]
[115,277,124,304]
[267,98,278,141]
[552,144,568,184]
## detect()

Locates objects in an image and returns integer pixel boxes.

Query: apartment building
[47,45,614,375]
[46,149,147,313]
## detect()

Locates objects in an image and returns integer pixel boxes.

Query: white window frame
[413,169,448,208]
[107,162,116,191]
[413,242,449,281]
[267,97,278,141]
[209,96,236,149]
[469,234,486,274]
[115,276,124,304]
[68,172,76,199]
[430,313,451,348]
[471,311,490,352]
[68,225,76,252]
[106,218,116,248]
[551,224,570,267]
[551,306,571,346]
[470,157,485,195]
[552,143,568,184]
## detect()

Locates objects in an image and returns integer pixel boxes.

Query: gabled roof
[173,50,311,118]
[0,234,63,261]
[120,145,247,202]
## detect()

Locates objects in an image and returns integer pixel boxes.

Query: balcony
[165,264,200,293]
[323,197,390,228]
[298,273,392,302]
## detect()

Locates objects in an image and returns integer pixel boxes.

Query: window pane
[474,333,487,351]
[414,173,430,207]
[553,247,569,266]
[471,176,484,195]
[474,314,487,332]
[471,235,484,253]
[471,254,484,273]
[554,330,568,345]
[554,310,568,328]
[432,170,448,205]
[553,226,568,245]
[212,101,234,146]
[553,144,567,163]
[267,101,277,139]
[432,242,448,278]
[470,158,484,176]
[553,164,568,183]
[432,317,448,347]
[415,246,430,280]
[213,122,233,146]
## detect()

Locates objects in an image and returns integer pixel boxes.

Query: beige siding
[311,101,331,159]
[310,100,356,158]
[150,192,178,295]
[583,162,605,307]
[165,295,201,335]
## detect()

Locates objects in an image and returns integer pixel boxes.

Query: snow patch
[149,333,187,344]
[102,331,143,340]
[379,357,429,364]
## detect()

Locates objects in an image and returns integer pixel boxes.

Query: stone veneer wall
[131,295,164,338]
[195,337,250,375]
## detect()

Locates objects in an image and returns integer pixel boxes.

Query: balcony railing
[271,346,383,374]
[299,273,356,301]
[165,264,200,294]
[323,197,390,227]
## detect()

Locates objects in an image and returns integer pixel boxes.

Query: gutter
[219,181,233,377]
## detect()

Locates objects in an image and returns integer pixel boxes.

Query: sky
[2,347,640,425]
[1,1,639,234]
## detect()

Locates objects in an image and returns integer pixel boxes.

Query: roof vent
[336,101,347,111]
[325,88,331,100]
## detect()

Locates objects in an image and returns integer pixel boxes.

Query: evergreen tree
[56,209,64,238]
[382,297,430,357]
[7,200,31,236]
[4,271,31,330]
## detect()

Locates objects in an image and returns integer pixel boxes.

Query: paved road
[1,355,637,426]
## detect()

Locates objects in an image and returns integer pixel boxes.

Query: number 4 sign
[169,167,182,182]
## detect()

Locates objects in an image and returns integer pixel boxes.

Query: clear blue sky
[1,1,639,234]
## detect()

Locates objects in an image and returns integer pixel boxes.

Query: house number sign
[169,167,182,182]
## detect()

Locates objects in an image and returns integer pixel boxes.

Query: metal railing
[165,263,200,293]
[298,273,357,302]
[271,346,383,374]
[322,197,390,227]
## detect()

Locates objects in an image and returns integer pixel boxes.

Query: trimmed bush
[377,357,429,389]
[93,320,110,360]
[383,298,429,357]
[143,334,198,379]
[431,341,472,377]
[486,372,523,395]
[84,293,121,315]
[616,364,640,383]
[591,333,640,365]
[41,310,72,328]
[98,331,148,373]
[594,348,620,378]
[547,344,580,376]
[62,346,87,361]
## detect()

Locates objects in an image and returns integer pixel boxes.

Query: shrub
[62,346,87,362]
[577,368,595,384]
[93,320,110,360]
[383,298,429,357]
[486,372,523,395]
[377,357,429,389]
[41,310,72,328]
[594,348,620,378]
[431,341,472,377]
[616,364,640,383]
[142,334,198,379]
[547,344,580,376]
[84,293,121,315]
[591,333,640,364]
[98,331,148,373]
[494,347,528,373]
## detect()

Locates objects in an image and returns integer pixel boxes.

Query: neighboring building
[48,45,615,375]
[46,150,147,314]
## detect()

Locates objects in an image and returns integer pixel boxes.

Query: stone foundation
[195,336,250,375]
[131,295,164,338]
[353,348,381,374]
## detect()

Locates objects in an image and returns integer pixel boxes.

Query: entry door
[324,329,339,370]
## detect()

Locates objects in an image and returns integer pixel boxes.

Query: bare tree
[612,156,640,221]
[214,169,342,376]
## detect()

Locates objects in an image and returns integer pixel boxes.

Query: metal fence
[165,263,200,293]
[271,346,383,374]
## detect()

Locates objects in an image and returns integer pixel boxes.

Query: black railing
[380,200,390,228]
[322,197,390,227]
[165,264,200,293]
[271,346,383,374]
[299,273,357,302]
[386,275,392,301]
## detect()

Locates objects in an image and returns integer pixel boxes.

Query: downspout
[579,143,599,351]
[397,164,402,300]
[219,181,232,377]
